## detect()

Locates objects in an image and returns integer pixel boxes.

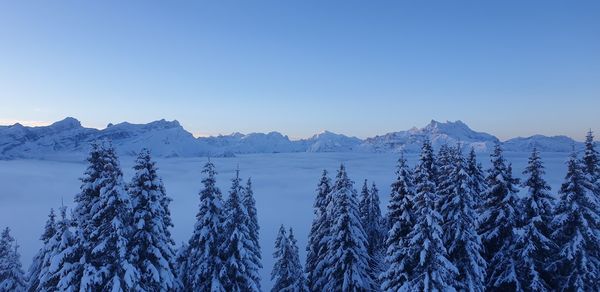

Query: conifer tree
[26,209,56,292]
[583,130,599,181]
[466,147,487,210]
[509,147,555,291]
[175,242,191,290]
[0,227,26,292]
[286,228,307,292]
[305,170,332,291]
[381,155,415,291]
[359,180,386,282]
[549,151,600,291]
[66,142,106,290]
[272,226,292,292]
[415,139,437,184]
[128,149,179,291]
[244,178,262,290]
[401,142,458,291]
[440,150,486,292]
[479,143,521,290]
[77,142,139,291]
[183,159,225,291]
[271,226,307,292]
[220,170,260,291]
[38,206,79,291]
[323,164,374,291]
[436,144,455,198]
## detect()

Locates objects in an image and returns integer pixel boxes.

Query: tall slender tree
[38,206,79,291]
[381,154,415,291]
[305,170,332,291]
[466,147,487,210]
[509,147,555,291]
[549,151,600,291]
[25,209,56,292]
[479,143,521,290]
[66,141,107,290]
[323,164,374,291]
[436,144,455,198]
[183,159,225,291]
[77,142,139,291]
[0,227,26,292]
[220,170,260,291]
[401,142,458,291]
[286,228,307,292]
[244,178,262,290]
[359,180,386,282]
[271,226,307,292]
[128,149,179,291]
[583,130,599,181]
[440,150,486,292]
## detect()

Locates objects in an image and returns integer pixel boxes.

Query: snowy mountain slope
[197,131,305,154]
[0,118,98,159]
[0,118,203,159]
[359,120,499,153]
[304,131,362,152]
[503,134,584,152]
[0,117,587,160]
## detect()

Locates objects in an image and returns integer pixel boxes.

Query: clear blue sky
[0,0,598,140]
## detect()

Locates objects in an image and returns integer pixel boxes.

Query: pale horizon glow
[1,1,599,141]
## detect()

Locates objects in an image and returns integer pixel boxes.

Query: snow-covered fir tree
[508,147,555,291]
[466,147,487,210]
[25,209,56,292]
[583,130,599,182]
[220,169,260,292]
[35,206,77,291]
[359,180,386,283]
[272,226,292,292]
[440,149,486,292]
[128,149,179,291]
[175,242,191,290]
[243,177,262,290]
[549,151,600,291]
[479,143,521,290]
[305,169,332,291]
[436,144,455,198]
[182,158,225,291]
[323,164,374,291]
[271,226,307,292]
[0,227,26,292]
[416,139,437,184]
[400,142,458,291]
[286,228,307,292]
[65,142,106,290]
[381,154,415,291]
[76,142,139,291]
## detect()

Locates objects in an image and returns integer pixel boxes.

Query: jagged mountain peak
[0,117,585,160]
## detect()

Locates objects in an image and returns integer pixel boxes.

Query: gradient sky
[0,0,598,140]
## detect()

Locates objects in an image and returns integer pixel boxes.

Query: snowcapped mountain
[0,117,587,160]
[197,132,304,154]
[359,120,499,153]
[304,131,362,152]
[503,135,583,152]
[0,118,203,159]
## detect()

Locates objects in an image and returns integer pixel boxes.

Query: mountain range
[0,117,584,160]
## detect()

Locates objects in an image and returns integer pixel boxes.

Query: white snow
[0,151,571,289]
[0,118,586,161]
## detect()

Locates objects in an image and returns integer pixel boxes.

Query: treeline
[0,142,261,292]
[301,131,600,291]
[1,131,599,291]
